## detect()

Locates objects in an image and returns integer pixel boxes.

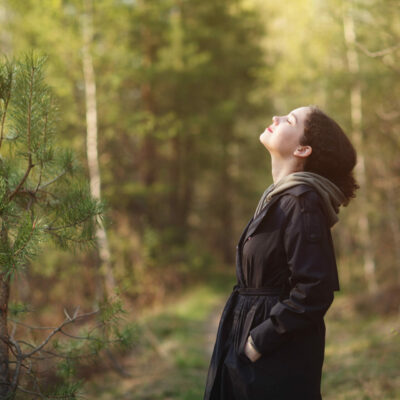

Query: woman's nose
[272,116,279,125]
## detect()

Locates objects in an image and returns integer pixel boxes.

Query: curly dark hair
[300,106,359,205]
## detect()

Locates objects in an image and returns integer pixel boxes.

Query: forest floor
[84,277,400,400]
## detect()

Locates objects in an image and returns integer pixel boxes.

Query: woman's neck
[270,156,303,184]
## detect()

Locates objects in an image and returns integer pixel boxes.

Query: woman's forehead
[290,106,311,120]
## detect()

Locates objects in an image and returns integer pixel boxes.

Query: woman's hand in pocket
[244,335,262,362]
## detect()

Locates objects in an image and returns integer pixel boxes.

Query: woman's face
[259,106,312,160]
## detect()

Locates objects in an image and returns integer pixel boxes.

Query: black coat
[203,184,340,400]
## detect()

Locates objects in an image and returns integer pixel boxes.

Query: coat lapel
[237,216,254,247]
[242,194,283,243]
[242,184,314,244]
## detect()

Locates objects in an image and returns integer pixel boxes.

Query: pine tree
[0,53,129,399]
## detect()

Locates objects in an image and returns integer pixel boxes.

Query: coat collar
[240,184,313,245]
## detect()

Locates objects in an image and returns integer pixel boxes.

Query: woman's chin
[259,132,270,148]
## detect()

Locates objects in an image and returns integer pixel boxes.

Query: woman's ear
[293,145,312,159]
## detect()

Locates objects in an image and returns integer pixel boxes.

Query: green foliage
[9,54,52,154]
[56,359,78,382]
[0,53,106,278]
[4,0,399,292]
[98,292,126,325]
[45,379,84,400]
[2,0,268,290]
[34,296,137,398]
[0,58,14,96]
[0,53,126,399]
[0,176,9,212]
[113,322,140,351]
[8,301,30,317]
[43,180,105,252]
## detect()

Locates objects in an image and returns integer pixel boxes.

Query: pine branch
[37,169,67,190]
[34,96,52,194]
[44,213,98,231]
[46,230,97,251]
[26,56,35,155]
[7,161,35,202]
[13,217,38,258]
[0,53,112,397]
[7,57,38,201]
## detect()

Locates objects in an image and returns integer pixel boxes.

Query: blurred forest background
[0,0,399,398]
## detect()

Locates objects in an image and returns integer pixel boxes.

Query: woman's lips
[267,126,273,133]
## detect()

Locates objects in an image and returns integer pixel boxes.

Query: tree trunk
[81,0,115,301]
[0,5,12,397]
[139,3,158,226]
[0,4,12,55]
[140,82,157,189]
[169,133,185,236]
[386,185,400,284]
[219,125,234,264]
[0,274,10,398]
[343,4,378,292]
[167,5,192,241]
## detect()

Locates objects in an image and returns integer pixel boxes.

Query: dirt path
[85,290,228,399]
[204,303,224,357]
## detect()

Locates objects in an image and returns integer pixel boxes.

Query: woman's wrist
[248,335,260,353]
[245,335,262,361]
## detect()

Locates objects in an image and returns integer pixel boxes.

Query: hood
[254,171,347,227]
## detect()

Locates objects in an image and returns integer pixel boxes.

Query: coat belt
[232,283,289,296]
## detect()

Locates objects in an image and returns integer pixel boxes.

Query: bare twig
[63,308,72,321]
[376,107,400,121]
[354,41,400,58]
[23,309,98,359]
[15,385,45,399]
[3,308,99,396]
[8,335,23,394]
[9,319,57,330]
[59,328,102,341]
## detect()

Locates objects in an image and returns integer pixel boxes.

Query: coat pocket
[236,303,258,361]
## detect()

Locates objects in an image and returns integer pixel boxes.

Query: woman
[203,105,359,400]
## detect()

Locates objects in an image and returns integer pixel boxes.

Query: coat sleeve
[249,190,338,356]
